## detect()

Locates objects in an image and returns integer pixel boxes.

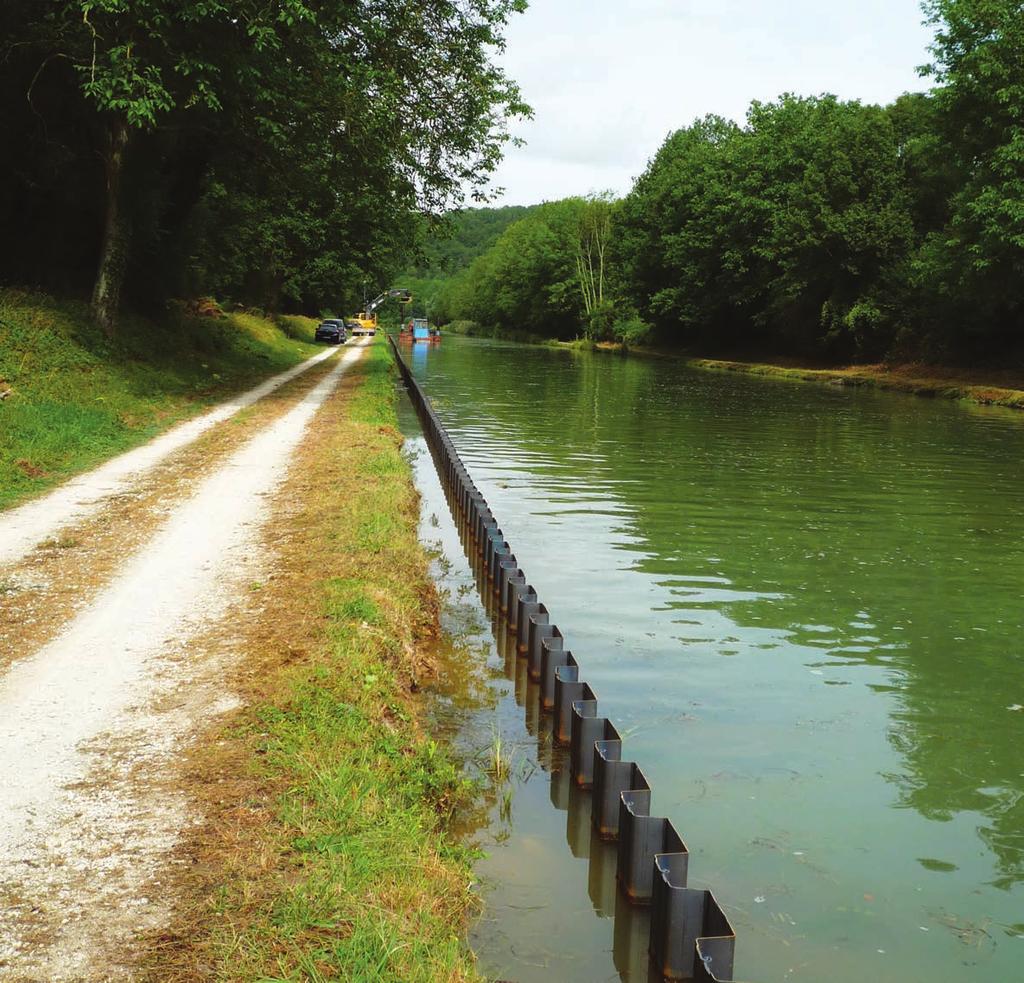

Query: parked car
[315,319,347,344]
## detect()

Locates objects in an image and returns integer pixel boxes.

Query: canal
[397,335,1024,982]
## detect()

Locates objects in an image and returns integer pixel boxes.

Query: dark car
[315,319,347,344]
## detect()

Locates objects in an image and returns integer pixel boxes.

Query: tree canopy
[916,0,1024,345]
[426,0,1024,363]
[5,0,1022,362]
[432,198,602,338]
[0,0,529,329]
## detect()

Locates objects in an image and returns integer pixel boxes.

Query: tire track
[0,339,367,980]
[0,345,340,568]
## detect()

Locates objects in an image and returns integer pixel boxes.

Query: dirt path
[0,339,368,981]
[0,345,338,569]
[0,348,344,676]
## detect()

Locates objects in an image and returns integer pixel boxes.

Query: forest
[2,0,1021,364]
[0,1,527,331]
[397,204,537,320]
[431,0,1024,362]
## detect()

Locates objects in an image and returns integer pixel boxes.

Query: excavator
[350,288,412,335]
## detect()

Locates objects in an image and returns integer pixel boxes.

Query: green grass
[682,356,1024,410]
[0,289,321,510]
[175,340,482,982]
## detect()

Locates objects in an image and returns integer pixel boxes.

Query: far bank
[472,324,1024,412]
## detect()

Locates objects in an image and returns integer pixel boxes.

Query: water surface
[401,336,1024,982]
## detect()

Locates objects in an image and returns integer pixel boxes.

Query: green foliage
[435,198,594,339]
[613,314,654,347]
[575,195,616,327]
[397,205,549,323]
[413,4,1024,363]
[0,1,529,318]
[435,98,920,358]
[7,0,1022,361]
[916,0,1024,346]
[616,96,915,358]
[444,320,483,336]
[409,205,543,278]
[587,299,617,341]
[426,3,1024,365]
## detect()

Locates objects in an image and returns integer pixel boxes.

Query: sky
[483,0,937,206]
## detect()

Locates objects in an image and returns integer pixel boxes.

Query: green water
[400,336,1024,982]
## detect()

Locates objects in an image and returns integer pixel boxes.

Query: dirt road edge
[144,339,482,981]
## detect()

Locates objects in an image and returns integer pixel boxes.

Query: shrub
[613,314,653,346]
[445,319,481,336]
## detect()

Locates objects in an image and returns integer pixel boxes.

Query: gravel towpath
[0,339,368,980]
[0,345,339,569]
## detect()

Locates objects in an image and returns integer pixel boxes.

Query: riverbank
[681,355,1024,410]
[545,337,1024,411]
[145,339,481,981]
[0,289,320,510]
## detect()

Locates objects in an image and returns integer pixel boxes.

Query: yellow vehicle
[350,311,378,335]
[350,288,412,335]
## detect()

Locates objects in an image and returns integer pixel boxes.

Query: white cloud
[480,0,935,205]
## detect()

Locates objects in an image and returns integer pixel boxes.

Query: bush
[444,319,481,335]
[586,300,617,340]
[613,314,653,347]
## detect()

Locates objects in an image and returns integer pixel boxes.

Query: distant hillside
[408,205,543,278]
[396,204,543,321]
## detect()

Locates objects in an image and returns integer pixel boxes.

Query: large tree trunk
[91,117,132,336]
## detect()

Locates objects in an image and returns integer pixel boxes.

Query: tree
[613,115,748,346]
[918,0,1024,349]
[407,205,537,279]
[616,97,914,357]
[35,0,283,331]
[408,1,1024,361]
[437,200,588,338]
[574,195,613,324]
[740,95,915,356]
[2,1,529,331]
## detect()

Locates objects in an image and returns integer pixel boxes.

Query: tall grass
[0,289,320,510]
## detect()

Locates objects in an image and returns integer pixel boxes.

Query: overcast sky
[483,0,936,206]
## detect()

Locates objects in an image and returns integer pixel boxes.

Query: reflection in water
[565,772,592,861]
[588,811,618,916]
[410,338,431,372]
[412,426,677,981]
[614,889,659,983]
[404,337,1024,982]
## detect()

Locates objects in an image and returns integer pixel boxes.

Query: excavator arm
[366,288,412,314]
[351,289,411,334]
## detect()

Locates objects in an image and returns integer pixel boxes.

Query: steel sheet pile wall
[389,336,739,983]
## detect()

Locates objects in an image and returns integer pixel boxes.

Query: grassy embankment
[681,356,1024,409]
[151,338,481,982]
[541,335,1024,410]
[0,289,321,511]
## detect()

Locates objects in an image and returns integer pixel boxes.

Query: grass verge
[148,338,481,982]
[543,335,1024,410]
[680,356,1024,410]
[0,289,321,510]
[0,350,345,675]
